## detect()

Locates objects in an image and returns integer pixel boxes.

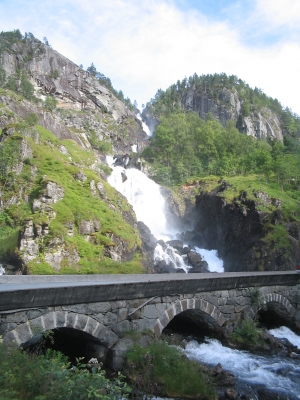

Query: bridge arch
[2,310,118,351]
[153,298,227,336]
[248,293,296,320]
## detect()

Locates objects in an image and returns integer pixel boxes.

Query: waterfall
[107,156,223,273]
[136,113,152,136]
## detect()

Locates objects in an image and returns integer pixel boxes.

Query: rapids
[184,336,300,398]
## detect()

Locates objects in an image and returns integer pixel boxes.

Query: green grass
[126,340,216,399]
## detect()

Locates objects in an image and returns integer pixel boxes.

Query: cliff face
[0,36,149,274]
[142,86,283,141]
[165,183,300,272]
[0,37,148,153]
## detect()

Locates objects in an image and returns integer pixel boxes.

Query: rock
[225,388,237,399]
[74,171,87,182]
[187,250,202,266]
[166,239,183,252]
[137,221,157,251]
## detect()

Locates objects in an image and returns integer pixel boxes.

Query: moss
[0,228,19,256]
[27,260,56,275]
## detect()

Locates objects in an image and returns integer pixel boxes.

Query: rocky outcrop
[192,190,299,272]
[143,87,283,141]
[0,38,149,154]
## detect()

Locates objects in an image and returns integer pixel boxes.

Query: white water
[107,158,168,238]
[270,326,300,350]
[136,113,152,136]
[195,247,224,273]
[107,156,223,272]
[184,338,300,397]
[0,264,5,275]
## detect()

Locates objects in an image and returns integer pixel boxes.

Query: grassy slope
[0,101,143,274]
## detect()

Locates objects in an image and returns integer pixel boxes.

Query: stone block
[174,300,183,315]
[181,299,188,311]
[5,311,28,324]
[66,312,77,328]
[29,317,45,335]
[75,314,88,330]
[155,303,167,315]
[101,329,118,347]
[159,311,170,328]
[143,305,159,319]
[132,318,154,332]
[118,308,128,321]
[3,330,19,346]
[220,305,234,314]
[55,311,67,328]
[43,312,56,330]
[15,322,32,345]
[84,317,99,336]
[103,312,118,327]
[27,309,47,320]
[154,320,163,336]
[111,320,130,335]
[110,300,126,310]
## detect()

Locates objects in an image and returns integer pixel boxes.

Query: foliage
[142,108,300,200]
[125,340,216,399]
[0,137,21,186]
[230,317,262,346]
[0,341,131,400]
[146,72,300,138]
[25,113,39,126]
[44,95,57,111]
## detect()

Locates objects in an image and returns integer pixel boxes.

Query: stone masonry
[1,281,300,370]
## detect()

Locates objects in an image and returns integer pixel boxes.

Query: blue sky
[1,0,300,114]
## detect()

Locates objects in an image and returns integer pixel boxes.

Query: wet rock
[166,239,183,252]
[187,250,202,266]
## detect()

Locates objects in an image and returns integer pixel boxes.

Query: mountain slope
[0,30,148,274]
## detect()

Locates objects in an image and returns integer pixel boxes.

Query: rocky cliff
[0,34,149,274]
[165,180,300,272]
[142,76,284,141]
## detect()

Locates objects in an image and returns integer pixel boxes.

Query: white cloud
[255,0,300,29]
[0,0,300,114]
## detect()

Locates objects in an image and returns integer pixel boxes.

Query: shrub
[230,317,261,346]
[0,341,131,400]
[125,340,216,399]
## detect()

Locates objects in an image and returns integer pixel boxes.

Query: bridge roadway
[1,271,299,312]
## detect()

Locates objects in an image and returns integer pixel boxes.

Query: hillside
[140,74,300,272]
[0,30,148,274]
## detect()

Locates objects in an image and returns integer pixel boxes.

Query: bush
[126,340,216,399]
[0,340,131,400]
[230,317,261,346]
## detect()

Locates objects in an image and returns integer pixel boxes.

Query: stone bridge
[1,272,300,369]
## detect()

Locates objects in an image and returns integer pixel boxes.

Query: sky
[1,0,300,114]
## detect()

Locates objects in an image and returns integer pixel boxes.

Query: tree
[0,64,5,87]
[25,113,39,126]
[20,72,34,100]
[44,95,57,111]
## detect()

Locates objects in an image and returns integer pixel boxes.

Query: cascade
[184,329,300,398]
[107,156,223,273]
[107,116,223,272]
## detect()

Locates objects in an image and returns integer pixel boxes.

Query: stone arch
[248,293,296,320]
[2,310,118,350]
[153,298,227,336]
